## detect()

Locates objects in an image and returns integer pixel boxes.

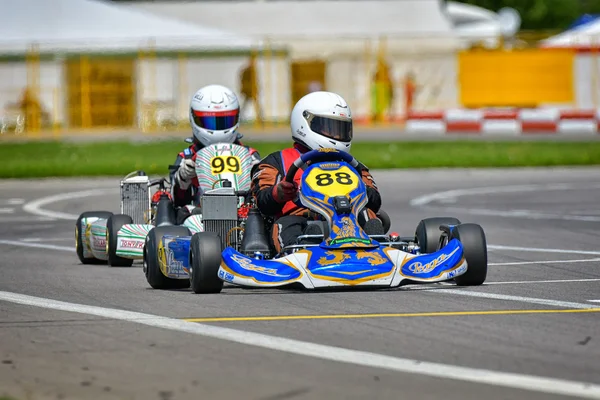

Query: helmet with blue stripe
[189,85,240,147]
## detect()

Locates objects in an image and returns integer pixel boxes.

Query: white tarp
[445,1,501,48]
[125,0,461,50]
[0,0,256,53]
[541,18,600,47]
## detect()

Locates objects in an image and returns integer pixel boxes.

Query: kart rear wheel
[75,211,113,265]
[106,214,134,267]
[144,226,191,290]
[190,232,223,294]
[451,223,488,286]
[415,217,461,254]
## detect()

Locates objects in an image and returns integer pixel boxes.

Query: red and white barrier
[406,109,600,135]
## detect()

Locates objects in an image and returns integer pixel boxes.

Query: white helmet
[290,91,353,152]
[189,84,240,147]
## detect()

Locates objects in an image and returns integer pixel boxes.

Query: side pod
[394,238,468,285]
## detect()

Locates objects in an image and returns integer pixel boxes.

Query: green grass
[1,140,600,178]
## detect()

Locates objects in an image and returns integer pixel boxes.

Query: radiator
[201,189,239,250]
[120,176,150,224]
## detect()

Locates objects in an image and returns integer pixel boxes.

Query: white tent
[539,18,600,109]
[124,0,465,115]
[0,0,256,53]
[124,0,461,51]
[541,19,600,48]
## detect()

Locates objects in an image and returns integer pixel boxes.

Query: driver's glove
[272,181,297,203]
[176,159,196,190]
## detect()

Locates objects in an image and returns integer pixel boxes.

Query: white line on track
[409,182,600,222]
[22,188,116,220]
[426,206,600,222]
[0,216,57,223]
[1,290,599,399]
[588,300,600,303]
[488,244,600,256]
[410,182,600,207]
[0,239,71,252]
[20,237,73,242]
[485,278,600,285]
[433,290,597,309]
[0,207,14,213]
[490,258,600,266]
[6,198,25,205]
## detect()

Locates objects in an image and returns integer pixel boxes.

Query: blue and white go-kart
[153,148,488,293]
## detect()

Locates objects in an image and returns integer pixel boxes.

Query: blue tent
[568,14,600,30]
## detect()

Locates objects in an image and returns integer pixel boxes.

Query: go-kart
[180,148,488,293]
[74,142,253,269]
[141,142,256,289]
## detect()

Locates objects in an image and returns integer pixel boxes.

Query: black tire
[190,232,224,294]
[376,209,392,234]
[451,223,487,286]
[144,226,191,290]
[415,217,462,254]
[106,214,134,267]
[75,211,114,265]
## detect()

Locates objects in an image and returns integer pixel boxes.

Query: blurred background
[1,0,599,137]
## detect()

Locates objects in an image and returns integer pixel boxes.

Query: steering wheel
[150,177,169,191]
[284,149,359,183]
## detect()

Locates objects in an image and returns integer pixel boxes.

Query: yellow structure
[290,60,326,107]
[458,48,575,108]
[65,57,136,129]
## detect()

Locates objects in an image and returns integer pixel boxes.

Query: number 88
[315,172,354,186]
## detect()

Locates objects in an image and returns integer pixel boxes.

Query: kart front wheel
[451,223,488,286]
[144,226,191,290]
[376,209,391,234]
[415,217,462,254]
[190,232,223,294]
[76,211,113,265]
[106,214,134,267]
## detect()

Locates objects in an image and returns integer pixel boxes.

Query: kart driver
[170,84,261,213]
[250,91,384,252]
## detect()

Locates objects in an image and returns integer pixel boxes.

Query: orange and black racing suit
[250,143,382,252]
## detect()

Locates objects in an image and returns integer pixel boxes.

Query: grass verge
[1,140,600,178]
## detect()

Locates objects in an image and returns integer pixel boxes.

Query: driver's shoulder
[260,151,282,165]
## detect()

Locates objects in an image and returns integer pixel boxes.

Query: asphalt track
[0,167,600,400]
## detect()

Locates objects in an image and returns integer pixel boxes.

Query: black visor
[309,115,353,142]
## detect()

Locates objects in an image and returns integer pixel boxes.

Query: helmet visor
[308,115,353,142]
[192,109,239,131]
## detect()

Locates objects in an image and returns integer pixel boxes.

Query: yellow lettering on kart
[305,166,360,197]
[210,155,242,175]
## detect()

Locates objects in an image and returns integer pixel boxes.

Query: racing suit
[170,136,260,221]
[250,143,382,252]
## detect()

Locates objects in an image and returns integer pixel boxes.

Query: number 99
[210,156,241,175]
[211,157,225,174]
